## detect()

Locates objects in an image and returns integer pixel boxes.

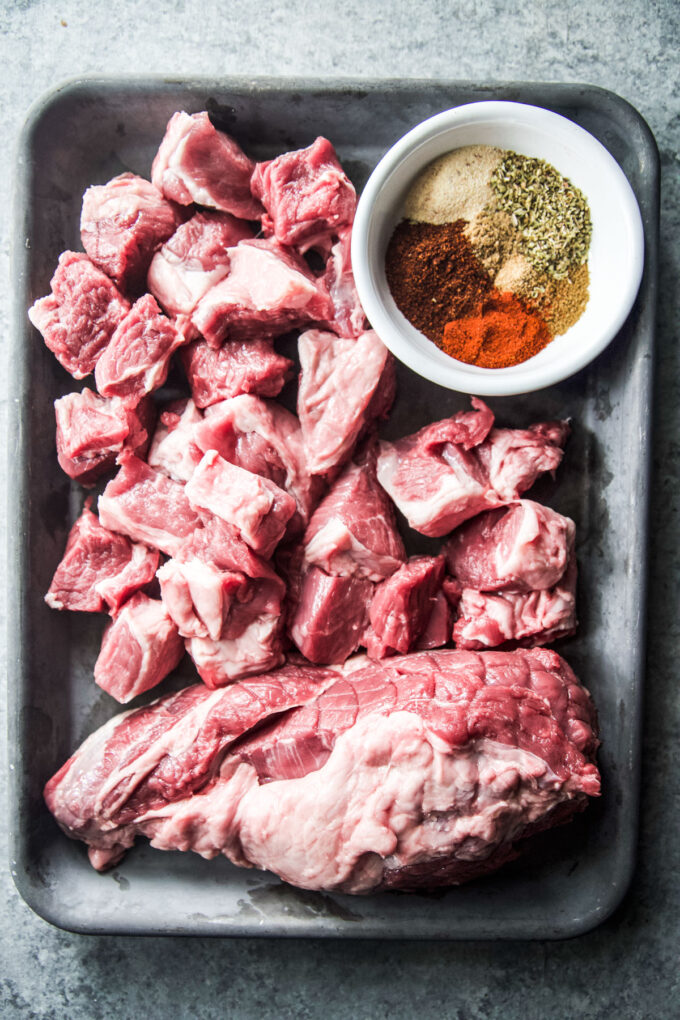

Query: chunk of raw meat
[192,238,332,347]
[186,450,296,559]
[302,451,405,581]
[453,555,578,650]
[55,389,154,486]
[194,395,317,528]
[152,111,261,219]
[376,398,568,537]
[147,210,253,322]
[297,329,396,476]
[98,455,202,556]
[323,227,367,338]
[250,136,356,252]
[365,555,446,658]
[289,568,373,664]
[445,500,575,592]
[415,591,452,650]
[94,593,184,704]
[45,507,158,614]
[157,557,246,641]
[80,174,181,292]
[180,338,293,409]
[148,398,204,483]
[187,615,284,688]
[163,516,287,683]
[28,251,130,379]
[95,294,186,400]
[44,662,340,869]
[44,649,599,888]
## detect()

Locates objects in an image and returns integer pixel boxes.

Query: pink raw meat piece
[148,398,204,483]
[45,506,158,614]
[376,398,569,537]
[194,394,318,529]
[250,136,356,252]
[55,389,154,486]
[415,591,452,651]
[98,455,202,556]
[181,337,293,409]
[302,449,405,581]
[289,567,373,664]
[28,251,130,379]
[444,500,575,593]
[95,294,186,400]
[365,555,446,659]
[95,592,184,704]
[323,227,367,338]
[453,554,578,650]
[44,662,340,869]
[147,210,253,322]
[80,173,182,293]
[44,649,599,885]
[157,557,246,641]
[191,238,332,348]
[186,615,285,688]
[297,329,396,476]
[186,450,296,559]
[152,111,261,219]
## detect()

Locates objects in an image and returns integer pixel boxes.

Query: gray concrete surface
[1,1,678,1017]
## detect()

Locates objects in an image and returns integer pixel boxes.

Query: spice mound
[386,145,592,369]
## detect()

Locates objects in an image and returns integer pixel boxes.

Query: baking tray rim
[8,74,659,940]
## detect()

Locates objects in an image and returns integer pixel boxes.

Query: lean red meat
[44,649,599,890]
[377,399,569,537]
[28,251,130,379]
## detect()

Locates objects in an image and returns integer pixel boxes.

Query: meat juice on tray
[30,109,600,892]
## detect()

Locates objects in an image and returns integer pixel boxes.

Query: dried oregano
[489,153,592,288]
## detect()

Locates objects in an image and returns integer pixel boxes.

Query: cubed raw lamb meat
[186,450,296,559]
[45,506,158,614]
[302,449,405,581]
[415,591,452,650]
[152,111,261,219]
[289,567,373,664]
[148,398,204,483]
[95,294,186,401]
[250,136,356,252]
[45,649,599,886]
[176,520,287,685]
[55,389,154,486]
[444,500,575,592]
[194,395,318,528]
[28,251,130,379]
[94,593,184,704]
[157,557,246,641]
[180,338,293,409]
[365,555,446,659]
[191,238,333,347]
[297,329,396,476]
[186,614,284,688]
[376,398,569,537]
[147,210,253,322]
[452,556,578,650]
[98,455,202,556]
[80,174,181,292]
[323,227,367,338]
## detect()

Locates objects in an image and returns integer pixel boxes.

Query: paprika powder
[441,291,552,368]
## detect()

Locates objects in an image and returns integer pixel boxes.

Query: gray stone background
[1,1,678,1017]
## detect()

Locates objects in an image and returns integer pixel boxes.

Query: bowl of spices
[352,101,644,395]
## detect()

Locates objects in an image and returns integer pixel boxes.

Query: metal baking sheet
[9,77,658,939]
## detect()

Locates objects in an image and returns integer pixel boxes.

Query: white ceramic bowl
[351,101,644,395]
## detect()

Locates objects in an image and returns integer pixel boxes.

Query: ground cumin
[385,220,493,342]
[441,291,553,369]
